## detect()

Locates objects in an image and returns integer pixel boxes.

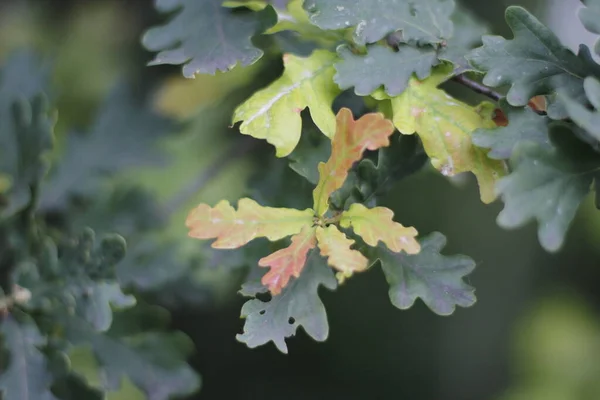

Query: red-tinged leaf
[185,198,314,249]
[315,225,368,283]
[258,226,317,295]
[340,203,420,254]
[312,108,395,215]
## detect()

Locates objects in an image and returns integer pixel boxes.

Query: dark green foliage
[142,0,277,77]
[4,0,600,397]
[374,232,476,315]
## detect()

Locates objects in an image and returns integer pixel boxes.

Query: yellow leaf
[373,67,507,203]
[312,108,395,215]
[185,198,314,249]
[259,226,317,295]
[316,225,368,283]
[340,203,420,254]
[232,49,341,157]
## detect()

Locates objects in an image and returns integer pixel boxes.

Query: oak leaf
[315,225,368,282]
[312,108,395,215]
[373,68,507,203]
[185,198,314,249]
[340,203,420,254]
[258,226,317,295]
[232,50,341,157]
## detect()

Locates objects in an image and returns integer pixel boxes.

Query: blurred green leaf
[0,314,57,400]
[40,86,173,211]
[64,306,200,400]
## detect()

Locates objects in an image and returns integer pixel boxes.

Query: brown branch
[451,73,547,116]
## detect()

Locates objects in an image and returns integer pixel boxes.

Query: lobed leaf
[312,108,395,215]
[0,95,54,217]
[496,127,600,252]
[561,77,600,140]
[287,122,331,184]
[375,232,476,315]
[186,198,314,249]
[0,51,53,217]
[315,225,368,282]
[63,314,200,400]
[466,6,598,119]
[334,45,438,97]
[40,86,173,211]
[472,99,551,160]
[373,68,507,203]
[303,0,455,46]
[142,0,277,77]
[0,315,57,400]
[340,203,420,254]
[16,229,133,332]
[579,0,600,56]
[258,226,317,295]
[237,251,337,353]
[232,49,341,157]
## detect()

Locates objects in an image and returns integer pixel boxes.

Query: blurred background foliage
[1,0,599,399]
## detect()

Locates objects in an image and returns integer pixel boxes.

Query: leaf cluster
[0,51,200,399]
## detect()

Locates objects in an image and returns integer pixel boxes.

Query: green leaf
[334,44,438,96]
[232,49,341,157]
[40,86,172,211]
[63,310,200,400]
[561,77,600,140]
[438,5,488,69]
[466,6,598,120]
[374,232,476,315]
[142,0,277,77]
[579,0,600,55]
[0,315,57,400]
[303,0,455,46]
[354,134,428,203]
[0,96,54,217]
[0,51,53,216]
[237,250,337,353]
[472,99,551,160]
[496,126,600,252]
[18,229,133,332]
[117,241,190,291]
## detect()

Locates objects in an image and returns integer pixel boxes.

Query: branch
[451,74,502,101]
[452,73,547,116]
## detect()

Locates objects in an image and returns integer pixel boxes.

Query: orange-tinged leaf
[312,108,395,215]
[315,225,368,283]
[186,198,314,249]
[340,203,420,254]
[258,226,317,295]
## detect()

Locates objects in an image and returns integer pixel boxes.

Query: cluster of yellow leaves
[187,108,420,294]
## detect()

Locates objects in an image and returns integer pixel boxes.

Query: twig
[164,136,260,215]
[452,73,547,116]
[451,74,502,102]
